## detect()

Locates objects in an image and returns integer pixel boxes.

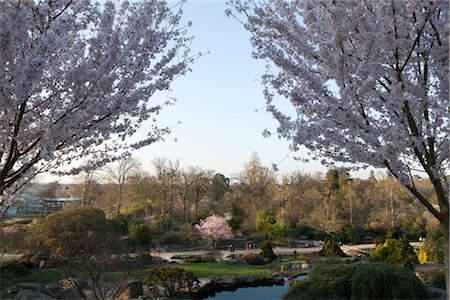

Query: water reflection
[207,276,306,300]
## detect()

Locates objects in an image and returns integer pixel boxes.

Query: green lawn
[179,262,273,278]
[2,262,273,288]
[1,269,63,288]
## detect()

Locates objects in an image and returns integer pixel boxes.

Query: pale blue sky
[133,1,330,179]
[41,1,376,183]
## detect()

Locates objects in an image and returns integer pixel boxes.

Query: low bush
[336,224,361,244]
[201,252,222,263]
[260,242,277,263]
[129,224,152,246]
[351,263,429,299]
[369,238,416,269]
[319,239,346,257]
[418,236,444,264]
[29,208,120,257]
[430,270,446,289]
[158,231,181,244]
[171,254,200,260]
[135,252,153,262]
[147,266,199,298]
[285,263,429,299]
[0,261,31,279]
[19,252,48,269]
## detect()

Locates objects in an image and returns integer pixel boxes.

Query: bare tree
[152,158,180,215]
[103,158,140,215]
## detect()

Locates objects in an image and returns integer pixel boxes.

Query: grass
[1,217,39,225]
[282,260,306,264]
[2,261,274,288]
[178,262,273,278]
[1,269,63,288]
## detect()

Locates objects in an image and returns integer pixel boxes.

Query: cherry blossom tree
[0,0,194,207]
[195,214,233,248]
[229,0,448,288]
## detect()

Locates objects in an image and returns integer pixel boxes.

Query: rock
[272,275,285,285]
[59,278,89,289]
[221,276,238,286]
[241,253,266,265]
[59,288,85,300]
[14,290,56,300]
[0,290,14,300]
[59,279,74,289]
[16,283,45,293]
[117,280,144,300]
[43,283,63,298]
[301,262,310,269]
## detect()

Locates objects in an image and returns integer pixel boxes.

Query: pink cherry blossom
[229,0,448,228]
[195,214,233,248]
[0,0,193,205]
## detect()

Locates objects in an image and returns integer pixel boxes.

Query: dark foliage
[260,242,277,263]
[128,224,152,246]
[285,263,429,299]
[0,261,30,279]
[319,239,346,257]
[147,266,199,298]
[369,238,416,269]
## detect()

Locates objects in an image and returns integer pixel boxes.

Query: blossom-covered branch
[0,0,193,202]
[229,0,448,226]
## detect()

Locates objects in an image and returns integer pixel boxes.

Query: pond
[207,276,306,300]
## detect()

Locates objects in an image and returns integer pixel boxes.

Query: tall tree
[104,157,140,215]
[188,166,214,220]
[0,0,193,209]
[152,158,180,215]
[209,173,230,211]
[237,152,276,216]
[231,0,449,289]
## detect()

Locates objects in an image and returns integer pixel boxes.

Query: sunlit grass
[179,262,273,278]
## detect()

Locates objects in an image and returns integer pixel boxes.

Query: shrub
[418,244,428,264]
[135,252,153,262]
[319,239,346,257]
[153,214,172,233]
[267,222,292,239]
[0,261,31,279]
[129,224,152,246]
[158,231,181,244]
[242,253,266,265]
[285,263,429,299]
[430,270,446,289]
[19,252,48,268]
[29,208,119,257]
[255,210,276,237]
[350,263,429,299]
[120,205,146,221]
[260,242,277,263]
[147,266,199,298]
[201,252,222,263]
[227,202,243,232]
[336,224,361,244]
[369,238,416,269]
[419,236,444,263]
[285,264,352,299]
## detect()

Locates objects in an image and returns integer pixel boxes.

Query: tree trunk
[116,186,122,216]
[442,216,449,297]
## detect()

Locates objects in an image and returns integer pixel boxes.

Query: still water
[207,276,305,300]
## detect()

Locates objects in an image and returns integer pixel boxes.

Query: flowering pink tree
[0,1,193,207]
[195,214,233,248]
[230,0,448,288]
